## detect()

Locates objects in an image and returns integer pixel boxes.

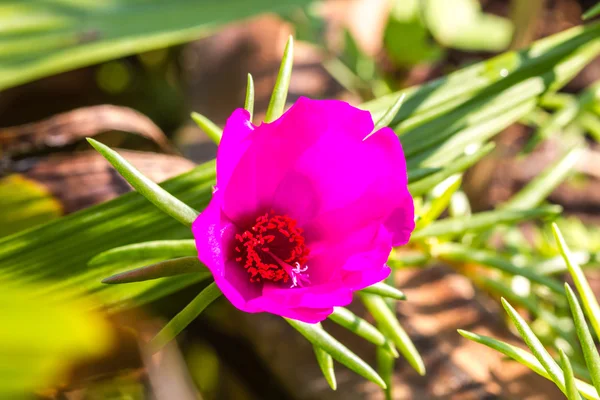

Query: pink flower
[192,97,414,323]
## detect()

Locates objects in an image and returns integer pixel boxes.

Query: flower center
[234,211,310,286]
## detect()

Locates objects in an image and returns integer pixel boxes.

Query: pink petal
[192,192,262,312]
[216,109,255,191]
[221,97,374,225]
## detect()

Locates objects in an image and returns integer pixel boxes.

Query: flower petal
[216,109,255,191]
[192,192,262,312]
[222,97,374,225]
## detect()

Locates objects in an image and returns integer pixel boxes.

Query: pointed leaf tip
[265,36,294,123]
[101,257,206,284]
[87,138,198,227]
[191,112,222,145]
[245,73,255,120]
[286,318,387,388]
[314,345,337,390]
[372,92,406,133]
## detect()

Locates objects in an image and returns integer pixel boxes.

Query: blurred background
[2,0,600,399]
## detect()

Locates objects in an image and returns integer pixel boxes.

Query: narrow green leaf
[377,345,395,400]
[413,205,560,239]
[458,330,599,400]
[553,224,600,340]
[433,243,564,293]
[191,112,223,145]
[360,293,425,376]
[372,93,405,132]
[416,175,462,229]
[244,73,255,120]
[408,143,494,196]
[583,3,600,20]
[328,307,398,357]
[102,256,206,284]
[501,298,565,392]
[361,282,406,300]
[151,282,221,351]
[87,138,198,227]
[285,318,386,388]
[265,36,294,123]
[502,148,582,210]
[560,349,583,400]
[314,344,337,390]
[89,240,197,266]
[565,283,600,393]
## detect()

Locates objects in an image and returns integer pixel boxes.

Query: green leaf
[565,283,600,393]
[408,142,494,196]
[245,73,255,120]
[424,0,512,52]
[360,293,425,376]
[285,318,386,388]
[191,112,222,145]
[458,330,599,400]
[412,205,560,239]
[376,345,395,400]
[102,256,207,284]
[87,138,199,227]
[151,282,221,351]
[372,93,405,132]
[314,344,337,390]
[501,298,565,392]
[553,223,600,340]
[583,3,600,20]
[502,148,582,210]
[433,243,564,293]
[416,175,462,228]
[328,307,398,356]
[361,282,406,300]
[265,36,294,122]
[0,0,310,91]
[560,349,583,400]
[89,240,197,266]
[0,175,62,237]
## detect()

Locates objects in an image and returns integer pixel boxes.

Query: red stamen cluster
[235,211,309,283]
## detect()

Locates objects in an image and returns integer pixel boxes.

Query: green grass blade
[408,143,494,196]
[89,240,197,266]
[360,293,425,376]
[360,282,406,300]
[102,256,206,284]
[458,330,599,400]
[553,224,600,339]
[433,243,564,293]
[502,148,582,210]
[150,282,221,351]
[565,283,600,393]
[265,36,294,122]
[328,307,398,356]
[286,318,387,388]
[0,0,311,91]
[245,73,255,120]
[583,3,600,20]
[372,93,405,132]
[87,138,198,227]
[314,344,337,390]
[191,112,223,145]
[412,205,560,239]
[416,175,462,229]
[501,298,565,392]
[560,349,584,400]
